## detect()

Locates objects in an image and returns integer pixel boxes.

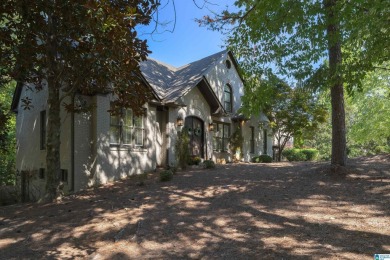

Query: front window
[224,84,232,113]
[110,105,145,147]
[213,122,230,152]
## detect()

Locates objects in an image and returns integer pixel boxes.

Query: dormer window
[224,84,232,113]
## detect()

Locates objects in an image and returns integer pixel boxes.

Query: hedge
[282,148,319,161]
[251,154,273,163]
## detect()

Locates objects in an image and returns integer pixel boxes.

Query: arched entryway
[184,116,204,158]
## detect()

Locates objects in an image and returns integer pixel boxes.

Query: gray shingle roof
[140,50,228,103]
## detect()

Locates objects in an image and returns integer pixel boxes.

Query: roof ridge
[176,49,228,71]
[146,57,178,72]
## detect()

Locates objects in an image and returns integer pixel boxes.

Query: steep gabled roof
[140,50,228,103]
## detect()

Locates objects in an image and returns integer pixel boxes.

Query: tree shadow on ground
[0,156,389,259]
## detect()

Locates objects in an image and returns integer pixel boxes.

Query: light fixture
[209,122,214,131]
[259,120,269,129]
[176,116,184,127]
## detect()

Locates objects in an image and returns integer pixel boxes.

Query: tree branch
[373,66,390,71]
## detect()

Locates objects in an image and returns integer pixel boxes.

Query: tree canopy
[198,0,389,167]
[0,82,16,185]
[242,74,327,161]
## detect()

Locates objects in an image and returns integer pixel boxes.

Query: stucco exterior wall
[73,95,93,191]
[205,53,245,114]
[241,114,273,162]
[168,87,212,166]
[15,84,72,200]
[91,95,157,186]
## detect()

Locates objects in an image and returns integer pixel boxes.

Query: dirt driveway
[1,155,389,259]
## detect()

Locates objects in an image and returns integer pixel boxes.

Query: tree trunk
[45,78,62,201]
[325,0,347,166]
[44,7,62,201]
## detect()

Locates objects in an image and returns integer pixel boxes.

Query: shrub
[251,156,259,163]
[188,156,202,165]
[282,148,306,161]
[259,154,273,163]
[159,170,173,182]
[175,129,190,169]
[203,160,215,169]
[374,146,389,154]
[251,155,273,163]
[282,148,319,161]
[301,149,319,161]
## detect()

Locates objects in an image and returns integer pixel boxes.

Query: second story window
[224,84,232,113]
[110,105,145,147]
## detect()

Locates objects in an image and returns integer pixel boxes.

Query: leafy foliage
[188,156,201,166]
[243,75,327,161]
[175,129,190,170]
[251,155,272,163]
[346,65,390,147]
[229,126,244,155]
[0,82,16,185]
[306,66,390,159]
[282,148,319,162]
[203,160,216,169]
[198,0,390,166]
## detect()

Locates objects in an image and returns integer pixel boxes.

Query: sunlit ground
[1,156,389,259]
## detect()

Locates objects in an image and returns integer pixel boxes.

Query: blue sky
[139,1,235,67]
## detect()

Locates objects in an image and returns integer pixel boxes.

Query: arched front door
[185,116,204,158]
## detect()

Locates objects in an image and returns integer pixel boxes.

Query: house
[11,50,272,200]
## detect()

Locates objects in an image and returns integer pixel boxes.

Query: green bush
[282,149,306,161]
[251,154,273,163]
[301,149,319,161]
[203,160,215,169]
[282,148,319,161]
[159,170,173,182]
[175,129,190,169]
[374,146,390,154]
[188,156,202,165]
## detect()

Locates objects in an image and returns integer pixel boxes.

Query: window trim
[224,84,233,113]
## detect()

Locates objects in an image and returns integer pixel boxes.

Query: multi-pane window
[40,110,46,150]
[133,116,144,146]
[250,126,255,153]
[224,84,232,113]
[110,106,145,147]
[213,122,230,152]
